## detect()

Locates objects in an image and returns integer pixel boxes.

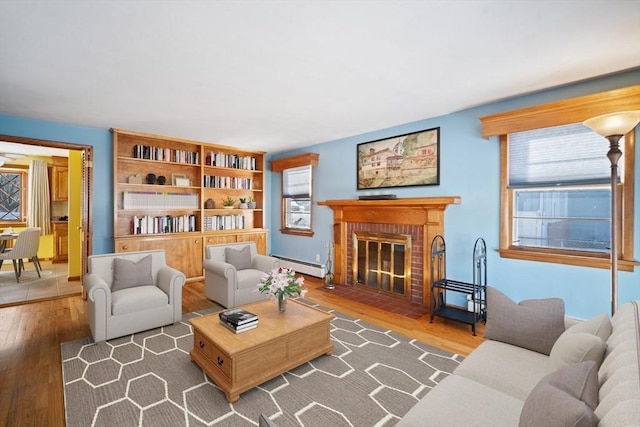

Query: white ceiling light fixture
[2,153,27,159]
[0,155,12,162]
[0,142,69,157]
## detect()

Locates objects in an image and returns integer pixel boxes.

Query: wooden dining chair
[0,227,42,282]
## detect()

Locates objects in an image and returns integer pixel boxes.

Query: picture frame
[357,127,440,190]
[171,173,189,186]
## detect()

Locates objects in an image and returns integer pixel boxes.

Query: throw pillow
[564,313,612,343]
[519,361,599,427]
[484,286,565,355]
[548,313,610,370]
[112,255,154,292]
[225,246,252,270]
[549,332,606,370]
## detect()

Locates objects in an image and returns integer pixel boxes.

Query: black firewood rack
[429,235,487,335]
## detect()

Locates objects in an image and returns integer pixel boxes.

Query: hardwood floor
[0,276,484,427]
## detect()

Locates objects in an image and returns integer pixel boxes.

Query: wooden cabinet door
[52,223,69,263]
[237,232,267,254]
[173,235,203,280]
[52,166,69,201]
[138,235,203,280]
[57,233,69,260]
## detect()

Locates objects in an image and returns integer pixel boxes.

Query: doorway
[0,134,93,305]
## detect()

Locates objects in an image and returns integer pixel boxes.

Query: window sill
[498,248,637,272]
[280,228,314,237]
[0,221,27,227]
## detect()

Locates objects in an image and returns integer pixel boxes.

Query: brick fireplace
[318,197,461,306]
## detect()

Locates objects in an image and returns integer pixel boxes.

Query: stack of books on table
[219,308,258,333]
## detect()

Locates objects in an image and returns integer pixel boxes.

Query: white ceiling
[0,1,639,154]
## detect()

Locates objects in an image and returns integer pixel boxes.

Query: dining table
[0,233,19,253]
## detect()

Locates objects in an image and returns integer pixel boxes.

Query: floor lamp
[583,110,640,315]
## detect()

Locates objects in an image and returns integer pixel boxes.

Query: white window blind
[509,123,620,188]
[283,165,311,198]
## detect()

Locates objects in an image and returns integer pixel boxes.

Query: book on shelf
[219,318,258,333]
[219,308,258,326]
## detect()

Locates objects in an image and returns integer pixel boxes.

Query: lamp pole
[604,134,622,316]
[583,111,640,316]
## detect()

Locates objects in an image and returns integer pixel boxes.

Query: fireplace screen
[352,231,411,297]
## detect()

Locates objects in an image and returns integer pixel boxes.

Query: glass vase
[278,294,287,313]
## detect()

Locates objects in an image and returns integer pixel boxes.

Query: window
[480,85,639,271]
[0,168,27,224]
[270,153,319,237]
[510,123,617,253]
[283,166,311,230]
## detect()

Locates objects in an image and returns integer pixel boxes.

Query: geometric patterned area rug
[61,301,462,427]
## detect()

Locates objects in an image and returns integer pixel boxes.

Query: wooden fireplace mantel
[318,197,461,306]
[318,196,460,219]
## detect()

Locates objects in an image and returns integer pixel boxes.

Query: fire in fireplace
[352,231,411,298]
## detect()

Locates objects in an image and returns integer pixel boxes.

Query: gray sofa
[399,295,640,426]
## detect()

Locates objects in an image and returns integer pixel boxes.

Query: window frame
[270,153,319,237]
[0,166,28,226]
[480,85,639,271]
[282,165,312,232]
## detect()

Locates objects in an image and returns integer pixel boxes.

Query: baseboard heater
[271,255,326,278]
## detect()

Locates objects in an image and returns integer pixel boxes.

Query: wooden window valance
[480,85,640,138]
[270,153,319,172]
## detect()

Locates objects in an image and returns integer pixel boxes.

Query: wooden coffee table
[189,299,334,402]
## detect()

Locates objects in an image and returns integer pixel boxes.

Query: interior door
[0,134,94,299]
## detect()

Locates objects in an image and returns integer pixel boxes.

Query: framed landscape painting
[357,127,440,190]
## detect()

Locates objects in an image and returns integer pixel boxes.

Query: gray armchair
[85,249,185,342]
[203,242,280,308]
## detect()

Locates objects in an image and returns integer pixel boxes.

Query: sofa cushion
[112,254,154,292]
[225,246,252,270]
[397,375,523,427]
[484,286,565,355]
[596,301,640,424]
[549,325,607,370]
[111,285,168,316]
[237,269,267,290]
[455,340,552,400]
[519,361,599,427]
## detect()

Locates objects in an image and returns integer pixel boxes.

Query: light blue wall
[0,115,114,254]
[268,70,640,319]
[1,71,638,318]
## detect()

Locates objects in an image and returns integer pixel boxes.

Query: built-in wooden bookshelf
[112,129,268,281]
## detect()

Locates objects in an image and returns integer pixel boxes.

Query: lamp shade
[583,110,640,137]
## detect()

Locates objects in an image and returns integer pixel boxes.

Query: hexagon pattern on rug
[62,302,462,426]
